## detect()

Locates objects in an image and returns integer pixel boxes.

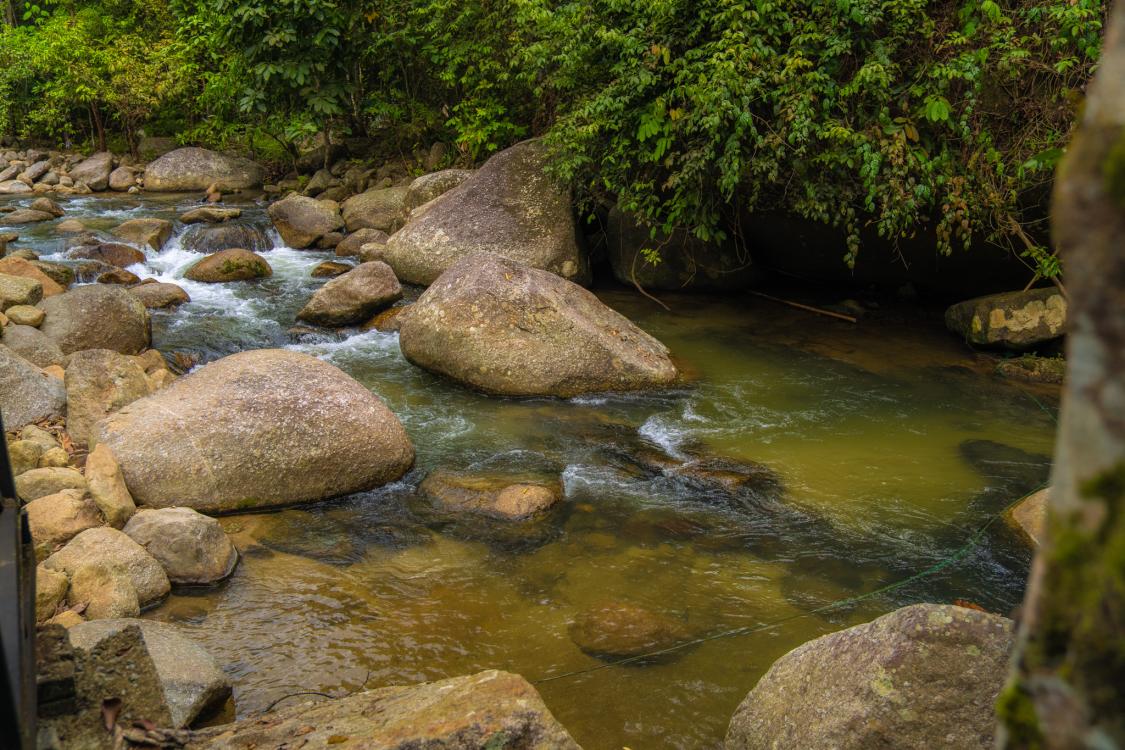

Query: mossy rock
[185,248,273,283]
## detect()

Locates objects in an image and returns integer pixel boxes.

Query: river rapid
[5,192,1056,749]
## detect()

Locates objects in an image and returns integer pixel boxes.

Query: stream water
[5,194,1058,749]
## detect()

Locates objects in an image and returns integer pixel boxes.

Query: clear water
[3,194,1057,749]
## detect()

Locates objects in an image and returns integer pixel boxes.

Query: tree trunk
[90,102,106,153]
[998,3,1125,748]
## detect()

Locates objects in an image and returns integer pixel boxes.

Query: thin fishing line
[533,485,1045,686]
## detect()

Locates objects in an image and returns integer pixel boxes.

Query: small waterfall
[180,222,274,254]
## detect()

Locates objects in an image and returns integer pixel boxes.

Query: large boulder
[37,284,151,354]
[123,507,237,584]
[25,489,104,561]
[44,527,170,607]
[296,261,402,327]
[65,348,152,446]
[382,140,587,286]
[945,288,1067,349]
[184,248,272,283]
[91,349,415,512]
[144,147,263,192]
[0,346,66,427]
[403,168,474,214]
[0,256,65,296]
[725,604,1015,750]
[340,186,409,233]
[111,218,174,250]
[1,323,65,367]
[68,152,114,191]
[188,670,579,749]
[606,208,761,291]
[267,194,345,248]
[68,618,231,728]
[399,253,678,397]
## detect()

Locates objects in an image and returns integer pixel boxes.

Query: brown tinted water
[5,195,1056,748]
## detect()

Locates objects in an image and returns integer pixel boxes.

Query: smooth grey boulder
[382,140,587,286]
[725,604,1015,750]
[267,194,344,248]
[399,252,678,397]
[37,284,151,355]
[69,152,114,191]
[1,324,65,367]
[68,618,231,728]
[91,349,415,512]
[296,261,402,327]
[44,527,170,607]
[0,346,66,428]
[144,147,263,192]
[123,508,237,585]
[945,288,1067,349]
[188,670,578,749]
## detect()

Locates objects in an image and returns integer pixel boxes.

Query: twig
[750,292,857,323]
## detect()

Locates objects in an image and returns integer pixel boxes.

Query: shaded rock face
[382,140,587,286]
[65,348,152,446]
[2,323,65,367]
[186,669,580,750]
[69,152,114,191]
[69,618,231,728]
[945,288,1067,349]
[128,281,190,309]
[606,208,760,291]
[399,252,678,397]
[420,470,563,520]
[341,186,409,233]
[124,508,238,585]
[37,284,151,355]
[181,222,272,254]
[725,604,1014,750]
[0,345,66,428]
[297,261,402,327]
[568,600,693,662]
[144,147,263,192]
[92,349,415,513]
[44,526,170,607]
[185,248,272,282]
[267,194,344,248]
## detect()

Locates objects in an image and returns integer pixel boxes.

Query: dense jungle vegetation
[0,0,1107,271]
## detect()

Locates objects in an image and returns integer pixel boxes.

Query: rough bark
[998,4,1125,748]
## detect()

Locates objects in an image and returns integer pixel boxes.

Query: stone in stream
[334,227,389,257]
[267,193,345,248]
[2,323,65,367]
[382,140,587,285]
[297,261,402,326]
[181,222,272,253]
[945,288,1067,349]
[0,255,65,295]
[37,284,151,354]
[70,242,147,268]
[1004,487,1048,548]
[399,252,678,397]
[725,603,1014,750]
[127,280,191,308]
[180,206,241,224]
[362,304,411,333]
[187,669,578,749]
[3,208,54,224]
[340,185,409,233]
[68,151,114,191]
[568,600,694,662]
[65,348,152,446]
[419,470,563,520]
[92,349,415,512]
[69,618,231,728]
[30,196,64,216]
[111,217,174,250]
[97,267,141,285]
[144,147,263,192]
[55,218,86,233]
[84,443,137,528]
[25,489,104,562]
[310,260,352,277]
[0,271,42,309]
[45,527,170,607]
[124,508,238,585]
[185,248,272,282]
[0,346,66,428]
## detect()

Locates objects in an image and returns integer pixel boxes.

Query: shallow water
[4,195,1057,749]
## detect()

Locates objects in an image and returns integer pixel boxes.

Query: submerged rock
[37,284,151,354]
[399,252,678,397]
[568,600,693,662]
[69,618,231,728]
[382,140,587,285]
[187,670,579,749]
[945,288,1067,349]
[144,147,263,192]
[91,349,415,512]
[420,470,563,520]
[725,604,1014,750]
[185,248,272,282]
[297,261,402,327]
